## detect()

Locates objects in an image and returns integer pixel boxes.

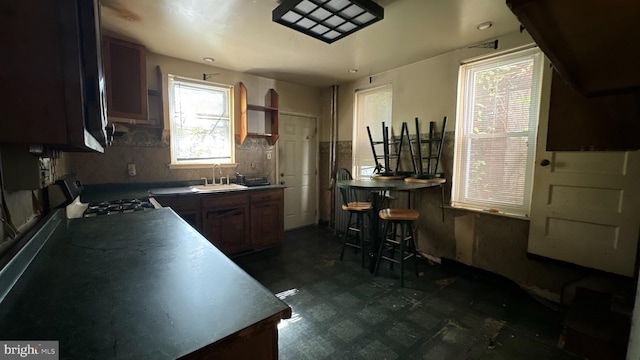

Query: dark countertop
[0,208,291,359]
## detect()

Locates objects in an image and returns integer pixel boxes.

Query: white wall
[322,30,536,142]
[146,52,322,118]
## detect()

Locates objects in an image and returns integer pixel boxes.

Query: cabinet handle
[280,181,285,185]
[540,159,551,167]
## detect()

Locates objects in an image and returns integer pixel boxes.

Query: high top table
[337,178,446,272]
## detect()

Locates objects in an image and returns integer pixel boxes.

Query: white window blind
[168,75,234,165]
[452,47,544,217]
[353,84,392,178]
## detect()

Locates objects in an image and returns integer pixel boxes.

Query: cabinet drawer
[202,192,249,209]
[249,189,283,203]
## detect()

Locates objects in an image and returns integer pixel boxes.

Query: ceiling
[100,0,522,88]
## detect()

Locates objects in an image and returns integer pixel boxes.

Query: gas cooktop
[47,175,161,219]
[83,198,158,217]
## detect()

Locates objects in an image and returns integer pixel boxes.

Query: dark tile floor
[233,226,583,360]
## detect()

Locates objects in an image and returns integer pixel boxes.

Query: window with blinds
[168,75,234,166]
[452,47,544,217]
[353,84,392,178]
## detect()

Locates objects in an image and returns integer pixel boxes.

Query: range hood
[507,0,640,96]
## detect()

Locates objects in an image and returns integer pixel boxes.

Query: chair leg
[358,213,365,268]
[340,212,354,261]
[389,222,397,271]
[410,225,419,278]
[374,220,389,276]
[399,222,406,287]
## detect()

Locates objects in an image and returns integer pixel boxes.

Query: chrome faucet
[213,164,221,185]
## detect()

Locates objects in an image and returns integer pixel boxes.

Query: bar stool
[374,208,420,286]
[337,169,372,268]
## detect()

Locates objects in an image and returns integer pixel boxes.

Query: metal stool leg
[358,212,365,268]
[399,221,406,287]
[374,219,390,276]
[409,223,419,277]
[340,212,354,261]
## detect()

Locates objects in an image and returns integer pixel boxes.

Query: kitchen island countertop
[0,208,291,359]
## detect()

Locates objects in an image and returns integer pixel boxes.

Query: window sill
[446,204,530,220]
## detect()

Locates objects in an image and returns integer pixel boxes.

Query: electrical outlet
[267,151,272,160]
[127,163,136,176]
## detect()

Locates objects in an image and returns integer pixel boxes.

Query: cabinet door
[547,71,640,151]
[203,206,251,254]
[202,193,251,255]
[103,36,148,121]
[250,189,284,249]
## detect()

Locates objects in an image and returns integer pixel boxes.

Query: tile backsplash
[64,128,276,185]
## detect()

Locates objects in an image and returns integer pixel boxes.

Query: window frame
[451,47,544,217]
[167,75,235,168]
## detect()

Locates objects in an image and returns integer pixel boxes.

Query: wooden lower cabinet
[202,193,251,255]
[250,189,284,250]
[155,188,284,255]
[155,195,202,232]
[181,312,287,360]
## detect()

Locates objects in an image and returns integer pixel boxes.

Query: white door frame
[276,111,319,226]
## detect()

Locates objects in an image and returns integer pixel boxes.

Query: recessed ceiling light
[348,69,358,74]
[476,21,492,30]
[203,57,215,63]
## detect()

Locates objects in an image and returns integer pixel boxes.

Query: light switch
[127,163,136,176]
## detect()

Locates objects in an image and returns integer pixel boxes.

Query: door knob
[540,159,551,166]
[280,173,284,177]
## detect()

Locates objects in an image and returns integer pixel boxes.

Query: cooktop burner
[83,198,157,217]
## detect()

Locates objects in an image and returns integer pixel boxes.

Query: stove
[83,198,159,217]
[47,175,161,219]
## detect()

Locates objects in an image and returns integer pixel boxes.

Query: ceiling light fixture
[476,21,493,30]
[272,0,384,44]
[348,69,358,73]
[203,57,215,63]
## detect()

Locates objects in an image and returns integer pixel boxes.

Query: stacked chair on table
[337,168,372,268]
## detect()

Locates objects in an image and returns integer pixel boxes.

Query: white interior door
[278,113,317,230]
[528,78,640,276]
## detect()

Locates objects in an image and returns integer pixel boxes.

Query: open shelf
[237,82,279,145]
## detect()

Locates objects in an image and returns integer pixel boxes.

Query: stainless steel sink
[190,184,248,193]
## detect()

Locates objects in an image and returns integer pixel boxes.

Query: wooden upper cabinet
[237,82,279,145]
[102,36,148,121]
[547,71,640,151]
[0,0,106,152]
[507,0,640,96]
